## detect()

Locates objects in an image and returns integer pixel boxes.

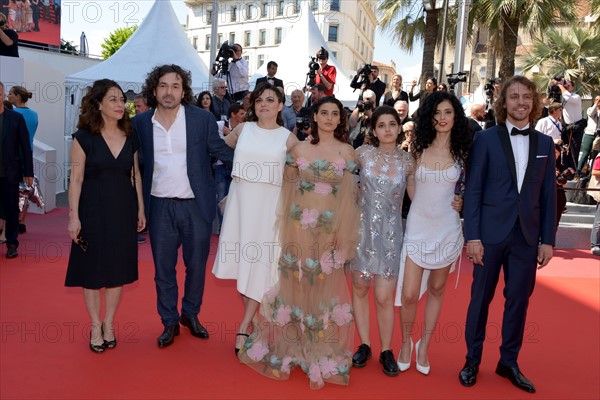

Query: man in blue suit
[459,76,556,393]
[133,65,233,348]
[0,82,33,259]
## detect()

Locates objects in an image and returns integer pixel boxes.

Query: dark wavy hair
[141,64,194,109]
[369,105,402,147]
[246,82,285,126]
[413,91,471,163]
[9,85,33,104]
[77,79,132,136]
[196,90,215,114]
[309,96,348,144]
[494,75,542,126]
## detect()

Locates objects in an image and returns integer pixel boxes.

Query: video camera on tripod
[547,73,566,103]
[447,72,467,91]
[306,47,327,87]
[213,41,237,75]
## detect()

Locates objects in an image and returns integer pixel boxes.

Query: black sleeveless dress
[65,129,139,289]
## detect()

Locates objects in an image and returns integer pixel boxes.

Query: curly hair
[196,91,215,114]
[413,91,471,163]
[368,105,402,147]
[77,79,132,136]
[494,75,542,126]
[309,96,348,144]
[246,82,285,126]
[141,64,194,109]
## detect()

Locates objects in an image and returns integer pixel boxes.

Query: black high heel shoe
[235,333,249,355]
[89,331,105,354]
[101,323,117,349]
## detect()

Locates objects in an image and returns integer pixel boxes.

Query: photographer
[349,89,376,149]
[555,78,584,171]
[351,64,386,105]
[211,43,249,102]
[0,13,19,57]
[483,78,502,129]
[313,48,336,96]
[282,89,311,141]
[577,95,600,175]
[534,102,564,144]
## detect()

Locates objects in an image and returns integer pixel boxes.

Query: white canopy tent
[249,1,360,108]
[64,0,210,141]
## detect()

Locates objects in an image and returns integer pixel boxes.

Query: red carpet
[1,208,599,399]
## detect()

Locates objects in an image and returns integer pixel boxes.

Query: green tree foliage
[60,39,79,55]
[100,26,138,60]
[521,25,600,96]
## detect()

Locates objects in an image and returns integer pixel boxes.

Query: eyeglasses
[77,233,88,252]
[404,129,414,133]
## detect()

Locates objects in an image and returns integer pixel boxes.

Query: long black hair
[413,91,471,163]
[309,96,348,144]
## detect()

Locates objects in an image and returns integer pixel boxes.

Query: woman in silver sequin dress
[350,106,414,376]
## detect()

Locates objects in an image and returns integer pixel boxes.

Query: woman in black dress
[65,79,145,353]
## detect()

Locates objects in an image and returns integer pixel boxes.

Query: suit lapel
[521,128,538,193]
[497,124,518,188]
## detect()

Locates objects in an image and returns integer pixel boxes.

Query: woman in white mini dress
[213,83,298,354]
[395,91,471,375]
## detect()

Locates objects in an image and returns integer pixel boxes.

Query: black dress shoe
[180,315,209,339]
[379,350,400,376]
[352,343,372,368]
[6,245,18,259]
[101,323,117,349]
[495,362,536,393]
[157,325,180,348]
[459,361,479,387]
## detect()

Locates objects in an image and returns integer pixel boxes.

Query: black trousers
[0,178,20,247]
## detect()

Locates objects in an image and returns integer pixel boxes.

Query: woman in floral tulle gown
[239,97,359,389]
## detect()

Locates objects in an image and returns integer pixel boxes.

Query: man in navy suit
[459,76,556,393]
[255,61,284,89]
[133,65,233,348]
[0,82,33,259]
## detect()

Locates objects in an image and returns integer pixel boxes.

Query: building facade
[184,0,378,77]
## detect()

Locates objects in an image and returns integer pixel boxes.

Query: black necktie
[511,127,529,136]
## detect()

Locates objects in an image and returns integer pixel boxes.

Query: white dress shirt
[150,105,195,199]
[535,116,562,141]
[505,121,530,193]
[562,90,583,124]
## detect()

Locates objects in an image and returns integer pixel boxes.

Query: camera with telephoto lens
[306,56,320,87]
[357,100,373,112]
[556,167,575,186]
[547,73,565,104]
[447,72,467,87]
[213,41,237,75]
[296,116,310,131]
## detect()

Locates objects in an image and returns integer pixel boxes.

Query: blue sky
[61,0,423,83]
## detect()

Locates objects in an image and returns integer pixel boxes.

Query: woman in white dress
[395,91,471,375]
[213,83,298,354]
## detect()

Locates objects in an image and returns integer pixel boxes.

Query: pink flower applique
[322,310,330,328]
[274,305,292,326]
[332,159,346,176]
[318,357,339,378]
[299,209,319,229]
[314,182,333,196]
[246,341,269,362]
[280,356,294,373]
[308,363,324,387]
[320,250,344,275]
[331,303,353,326]
[264,286,278,303]
[296,157,309,170]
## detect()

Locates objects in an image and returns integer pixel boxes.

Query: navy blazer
[1,108,33,184]
[132,104,234,224]
[464,124,556,247]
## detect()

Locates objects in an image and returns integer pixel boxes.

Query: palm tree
[378,0,439,86]
[521,26,600,95]
[473,0,577,79]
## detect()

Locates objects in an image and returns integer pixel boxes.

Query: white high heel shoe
[415,339,430,375]
[397,338,413,372]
